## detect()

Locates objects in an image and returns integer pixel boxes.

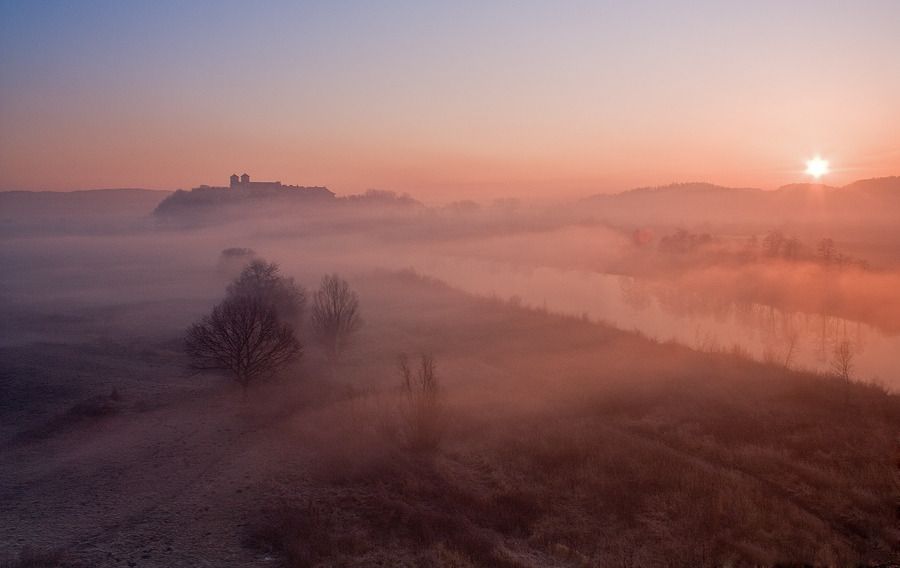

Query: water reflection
[418,258,898,388]
[633,277,872,370]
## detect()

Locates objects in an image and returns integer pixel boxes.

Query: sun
[805,156,830,179]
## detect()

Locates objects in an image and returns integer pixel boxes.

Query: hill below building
[152,174,335,222]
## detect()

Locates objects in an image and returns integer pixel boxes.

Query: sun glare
[805,156,830,179]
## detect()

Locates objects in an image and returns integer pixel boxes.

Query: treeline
[655,229,869,269]
[750,232,869,269]
[657,229,715,254]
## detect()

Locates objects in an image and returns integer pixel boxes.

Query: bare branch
[185,294,301,392]
[311,274,362,360]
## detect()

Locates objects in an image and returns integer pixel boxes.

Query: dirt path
[1,387,313,567]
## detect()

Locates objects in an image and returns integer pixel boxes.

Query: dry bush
[264,391,539,567]
[246,501,358,568]
[338,455,536,568]
[398,353,444,451]
[247,453,535,567]
[306,392,403,485]
[501,416,872,566]
[831,339,855,382]
[781,327,800,369]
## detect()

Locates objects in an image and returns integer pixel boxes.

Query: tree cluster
[185,260,362,393]
[753,232,870,269]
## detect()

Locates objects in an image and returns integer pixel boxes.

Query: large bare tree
[311,274,362,360]
[185,294,301,393]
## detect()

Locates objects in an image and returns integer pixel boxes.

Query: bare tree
[311,274,361,360]
[782,326,800,370]
[830,339,854,383]
[185,294,301,394]
[228,260,306,323]
[398,353,443,451]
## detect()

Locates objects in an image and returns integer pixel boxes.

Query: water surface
[419,257,900,389]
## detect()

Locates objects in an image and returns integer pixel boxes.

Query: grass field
[2,269,897,567]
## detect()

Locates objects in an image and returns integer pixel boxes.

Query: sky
[1,0,899,201]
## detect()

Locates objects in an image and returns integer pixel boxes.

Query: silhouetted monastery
[154,173,334,218]
[191,172,332,194]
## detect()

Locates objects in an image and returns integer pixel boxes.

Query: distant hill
[617,182,762,196]
[840,176,900,196]
[581,177,900,228]
[0,189,171,235]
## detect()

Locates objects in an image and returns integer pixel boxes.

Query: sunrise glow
[2,3,899,197]
[805,156,830,179]
[3,3,900,565]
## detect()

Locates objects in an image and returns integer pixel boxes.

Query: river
[417,257,900,389]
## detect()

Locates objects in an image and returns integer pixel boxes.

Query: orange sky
[1,2,898,201]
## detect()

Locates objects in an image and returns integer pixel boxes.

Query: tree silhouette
[185,294,301,394]
[227,259,306,323]
[830,340,854,383]
[311,274,362,360]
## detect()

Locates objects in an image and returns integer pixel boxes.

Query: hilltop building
[195,173,298,191]
[155,172,335,217]
[228,173,285,190]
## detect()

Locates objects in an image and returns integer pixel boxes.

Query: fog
[2,186,899,566]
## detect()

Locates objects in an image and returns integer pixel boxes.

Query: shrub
[246,501,341,568]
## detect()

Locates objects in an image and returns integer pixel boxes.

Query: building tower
[240,173,250,185]
[230,173,239,188]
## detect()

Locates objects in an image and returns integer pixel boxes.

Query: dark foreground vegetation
[2,185,900,566]
[240,273,900,567]
[2,266,899,567]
